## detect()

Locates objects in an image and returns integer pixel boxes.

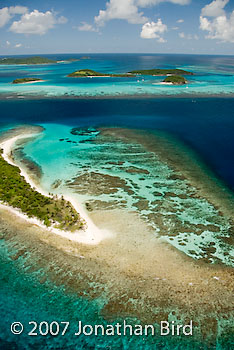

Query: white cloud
[177,19,184,23]
[6,40,10,46]
[179,32,198,40]
[0,7,11,27]
[200,16,211,31]
[0,6,65,34]
[158,37,167,42]
[10,10,67,35]
[95,0,147,26]
[200,0,234,42]
[94,0,190,26]
[141,19,167,41]
[9,6,28,15]
[15,43,22,48]
[78,22,98,32]
[0,6,27,28]
[201,0,229,17]
[137,0,190,5]
[57,16,68,24]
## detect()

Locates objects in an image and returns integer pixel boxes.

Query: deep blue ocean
[0,54,234,349]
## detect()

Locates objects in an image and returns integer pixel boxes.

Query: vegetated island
[0,150,83,231]
[0,56,84,65]
[67,69,134,78]
[162,75,187,85]
[12,78,44,84]
[128,68,193,76]
[67,68,193,82]
[0,56,57,65]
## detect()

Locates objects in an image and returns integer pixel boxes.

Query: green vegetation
[12,78,43,84]
[68,68,193,80]
[0,56,56,65]
[163,75,187,85]
[128,68,193,76]
[0,151,83,231]
[68,69,133,77]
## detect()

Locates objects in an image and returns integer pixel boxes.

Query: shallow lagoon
[18,124,233,266]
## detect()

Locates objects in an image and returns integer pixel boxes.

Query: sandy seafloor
[0,52,234,350]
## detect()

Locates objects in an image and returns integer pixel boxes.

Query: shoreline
[0,129,112,245]
[12,79,46,85]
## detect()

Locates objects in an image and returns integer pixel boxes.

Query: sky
[0,0,234,55]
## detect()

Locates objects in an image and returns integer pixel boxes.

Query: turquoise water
[0,54,234,97]
[22,124,233,266]
[0,55,234,349]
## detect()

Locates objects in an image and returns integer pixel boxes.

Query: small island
[0,56,56,65]
[58,58,80,63]
[0,150,83,231]
[58,57,91,64]
[68,68,193,80]
[129,68,193,76]
[66,58,80,62]
[162,75,187,85]
[68,69,134,78]
[12,78,44,84]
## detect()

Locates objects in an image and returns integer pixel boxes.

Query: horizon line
[0,52,234,57]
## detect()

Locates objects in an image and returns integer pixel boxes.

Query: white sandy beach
[0,130,112,245]
[14,80,46,84]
